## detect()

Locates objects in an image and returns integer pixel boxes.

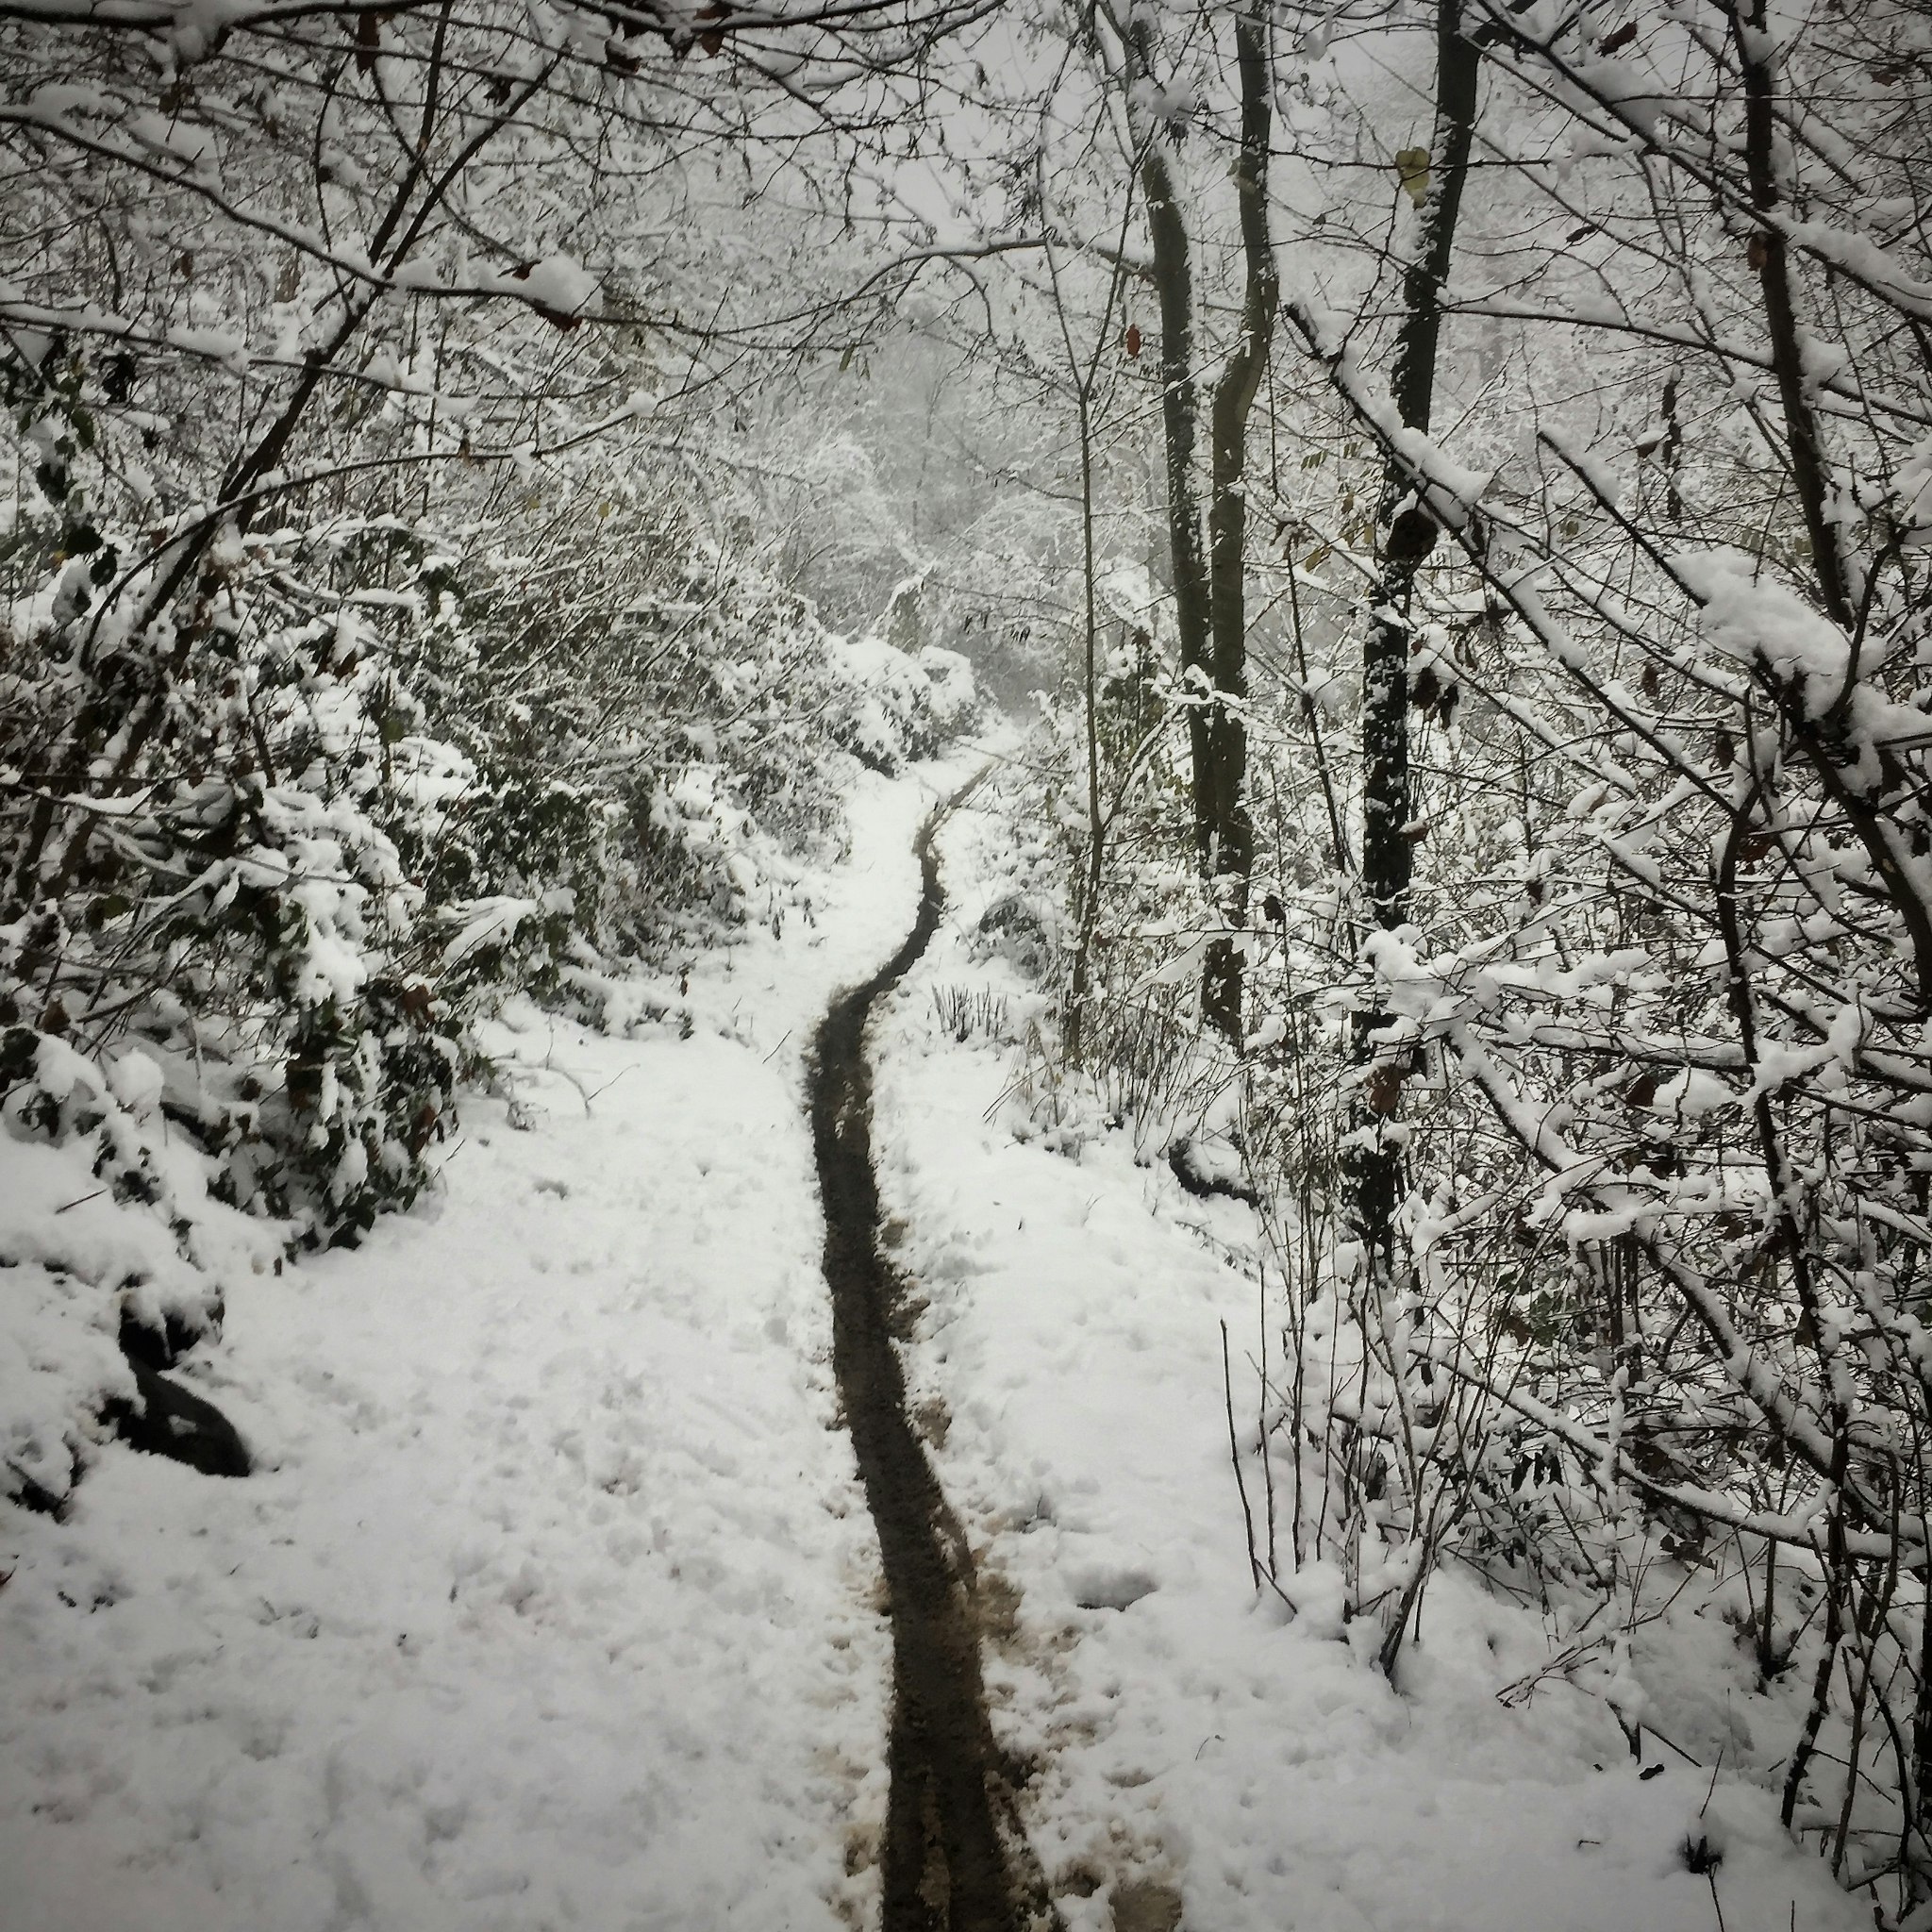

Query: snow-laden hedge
[0,491,975,1514]
[826,635,977,774]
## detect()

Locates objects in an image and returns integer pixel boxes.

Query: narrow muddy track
[810,789,1048,1932]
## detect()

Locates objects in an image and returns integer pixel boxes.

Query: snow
[480,254,599,322]
[104,1047,165,1121]
[1677,549,1852,705]
[0,749,1874,1930]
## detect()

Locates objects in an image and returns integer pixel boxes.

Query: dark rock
[106,1344,250,1479]
[117,1303,215,1372]
[1166,1138,1260,1208]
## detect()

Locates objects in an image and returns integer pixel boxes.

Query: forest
[4,1,1931,1928]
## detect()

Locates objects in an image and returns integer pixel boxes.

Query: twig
[1258,1258,1277,1579]
[1222,1319,1261,1591]
[1701,1744,1725,1819]
[583,1064,636,1105]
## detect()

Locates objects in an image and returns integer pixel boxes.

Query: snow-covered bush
[827,635,978,774]
[431,485,983,954]
[0,461,974,1507]
[0,409,976,1499]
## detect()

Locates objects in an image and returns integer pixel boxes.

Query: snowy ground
[0,760,973,1932]
[872,768,1867,1932]
[2,748,1874,1932]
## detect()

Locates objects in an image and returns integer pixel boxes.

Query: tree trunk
[1201,2,1278,1041]
[1350,0,1479,1275]
[1135,6,1274,1043]
[1137,137,1214,874]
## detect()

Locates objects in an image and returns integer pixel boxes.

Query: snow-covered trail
[808,773,1050,1932]
[0,761,974,1932]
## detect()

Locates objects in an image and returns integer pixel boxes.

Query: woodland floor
[0,754,1873,1932]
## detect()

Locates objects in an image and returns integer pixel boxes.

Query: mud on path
[810,784,1052,1932]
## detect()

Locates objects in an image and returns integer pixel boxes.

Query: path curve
[809,778,1047,1932]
